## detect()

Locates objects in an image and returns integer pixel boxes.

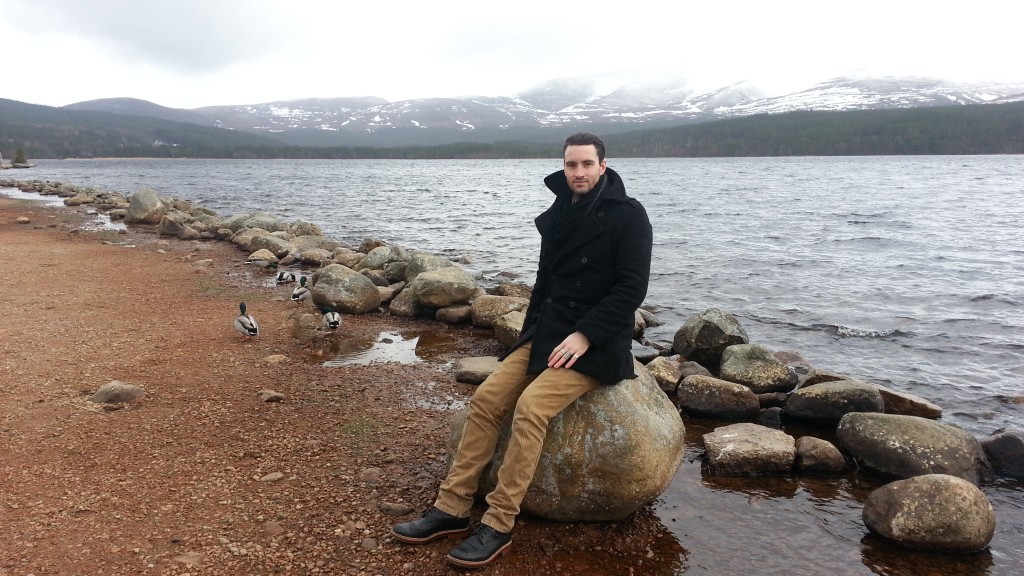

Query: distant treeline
[2,97,1022,160]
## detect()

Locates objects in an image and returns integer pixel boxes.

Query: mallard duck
[291,276,311,305]
[234,302,259,340]
[276,270,297,284]
[321,306,342,330]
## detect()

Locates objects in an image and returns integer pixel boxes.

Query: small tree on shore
[13,149,28,164]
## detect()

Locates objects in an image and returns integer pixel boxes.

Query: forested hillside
[3,98,1022,159]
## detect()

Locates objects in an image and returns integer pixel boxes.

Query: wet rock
[719,343,798,393]
[448,360,684,522]
[876,385,943,418]
[756,407,784,428]
[786,380,885,424]
[863,474,996,552]
[836,413,992,485]
[630,341,660,364]
[678,374,760,420]
[794,436,846,474]
[671,308,749,370]
[979,428,1024,480]
[703,422,795,475]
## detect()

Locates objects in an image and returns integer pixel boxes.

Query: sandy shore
[0,197,673,575]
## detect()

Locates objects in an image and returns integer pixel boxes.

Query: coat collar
[543,166,629,203]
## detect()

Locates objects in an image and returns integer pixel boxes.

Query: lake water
[4,156,1023,574]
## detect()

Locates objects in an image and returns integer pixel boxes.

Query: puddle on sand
[320,328,474,367]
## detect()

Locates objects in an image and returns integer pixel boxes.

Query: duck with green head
[234,302,259,340]
[291,276,311,305]
[321,306,342,330]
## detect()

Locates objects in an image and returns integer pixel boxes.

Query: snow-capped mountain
[64,74,1024,146]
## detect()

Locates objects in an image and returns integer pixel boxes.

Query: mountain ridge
[60,74,1024,147]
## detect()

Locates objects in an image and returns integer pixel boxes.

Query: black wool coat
[504,167,653,385]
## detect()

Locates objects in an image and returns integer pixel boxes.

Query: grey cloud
[2,0,288,73]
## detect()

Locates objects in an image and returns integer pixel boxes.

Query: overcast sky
[1,0,1021,109]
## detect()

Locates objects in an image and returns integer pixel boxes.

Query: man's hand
[548,331,591,369]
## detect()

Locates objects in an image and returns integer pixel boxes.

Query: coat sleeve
[573,201,652,346]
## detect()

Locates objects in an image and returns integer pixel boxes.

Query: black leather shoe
[390,507,470,544]
[446,524,512,568]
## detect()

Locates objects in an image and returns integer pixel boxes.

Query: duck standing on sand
[234,302,259,340]
[321,306,342,330]
[291,276,311,305]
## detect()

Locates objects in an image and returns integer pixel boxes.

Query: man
[391,132,653,568]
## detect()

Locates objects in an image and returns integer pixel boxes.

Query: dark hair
[563,132,605,163]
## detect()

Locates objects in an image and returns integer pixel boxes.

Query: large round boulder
[448,361,685,522]
[470,295,529,328]
[311,264,382,314]
[405,251,455,282]
[671,308,749,370]
[863,474,996,552]
[124,187,166,224]
[836,413,992,484]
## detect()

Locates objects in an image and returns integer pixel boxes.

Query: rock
[836,413,992,485]
[378,502,415,516]
[455,357,501,385]
[876,385,943,418]
[491,282,532,299]
[436,304,472,324]
[124,187,166,224]
[756,407,783,428]
[360,269,390,287]
[262,521,286,536]
[15,216,30,224]
[178,225,200,241]
[405,251,455,282]
[259,472,285,482]
[333,251,364,268]
[801,370,849,387]
[678,375,760,420]
[671,308,749,370]
[64,193,94,206]
[249,235,294,259]
[470,295,530,328]
[794,436,846,474]
[978,428,1024,480]
[409,267,478,308]
[377,283,404,305]
[387,286,420,317]
[158,216,186,237]
[757,392,788,408]
[357,244,410,271]
[358,238,388,254]
[231,227,272,250]
[261,355,288,365]
[448,360,684,522]
[645,356,684,395]
[89,380,147,403]
[258,390,286,402]
[493,311,525,349]
[785,380,885,424]
[245,248,279,265]
[630,341,660,364]
[679,361,712,379]
[702,422,795,475]
[311,264,382,314]
[288,220,323,237]
[862,474,996,552]
[294,248,333,267]
[719,343,798,393]
[774,349,815,386]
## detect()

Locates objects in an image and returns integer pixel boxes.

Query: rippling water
[6,155,1023,574]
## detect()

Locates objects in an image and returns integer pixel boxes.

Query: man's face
[563,144,607,195]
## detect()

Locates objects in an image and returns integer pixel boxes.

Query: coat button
[545,297,552,303]
[575,280,582,287]
[581,257,588,264]
[569,301,576,308]
[597,211,604,217]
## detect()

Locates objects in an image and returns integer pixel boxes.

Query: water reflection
[318,328,477,366]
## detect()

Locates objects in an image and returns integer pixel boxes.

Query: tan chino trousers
[434,342,599,533]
